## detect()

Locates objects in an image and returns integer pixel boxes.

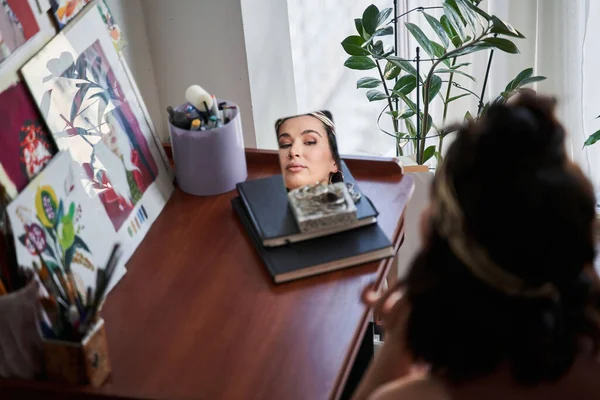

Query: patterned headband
[308,112,335,134]
[275,111,336,135]
[432,162,559,300]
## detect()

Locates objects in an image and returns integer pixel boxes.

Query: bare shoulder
[369,376,451,400]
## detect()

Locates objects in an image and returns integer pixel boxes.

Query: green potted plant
[341,0,546,165]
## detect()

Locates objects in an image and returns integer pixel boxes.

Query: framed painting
[21,2,174,268]
[49,0,125,52]
[0,0,40,64]
[48,0,91,29]
[6,150,125,298]
[0,82,56,198]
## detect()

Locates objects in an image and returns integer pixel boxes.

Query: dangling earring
[329,170,343,184]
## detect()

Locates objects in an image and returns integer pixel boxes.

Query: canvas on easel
[21,1,174,269]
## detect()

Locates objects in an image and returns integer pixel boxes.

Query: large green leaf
[341,36,369,56]
[519,76,547,86]
[423,13,450,49]
[357,77,382,88]
[483,37,519,53]
[450,42,493,57]
[405,22,435,58]
[452,0,478,33]
[451,36,463,48]
[386,56,420,81]
[397,92,417,113]
[384,61,401,80]
[355,18,370,40]
[440,15,459,44]
[423,145,436,163]
[459,0,491,20]
[373,26,393,36]
[424,75,443,103]
[506,67,533,91]
[490,16,525,38]
[584,130,600,147]
[362,5,380,35]
[435,68,475,81]
[376,8,393,27]
[443,2,465,40]
[366,89,388,101]
[393,74,417,94]
[344,56,376,70]
[430,41,451,67]
[398,109,416,119]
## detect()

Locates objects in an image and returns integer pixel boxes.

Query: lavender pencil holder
[169,100,248,196]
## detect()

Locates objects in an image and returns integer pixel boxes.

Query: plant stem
[418,30,488,162]
[439,57,457,159]
[375,59,401,155]
[478,44,495,115]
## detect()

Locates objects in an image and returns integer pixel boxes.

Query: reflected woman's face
[277,115,337,190]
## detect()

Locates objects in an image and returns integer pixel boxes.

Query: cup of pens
[37,244,122,387]
[167,85,248,196]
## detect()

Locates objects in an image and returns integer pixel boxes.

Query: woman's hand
[351,282,421,400]
[361,281,410,341]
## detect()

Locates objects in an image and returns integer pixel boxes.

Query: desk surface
[1,149,414,400]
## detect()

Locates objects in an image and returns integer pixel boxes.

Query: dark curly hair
[403,93,599,385]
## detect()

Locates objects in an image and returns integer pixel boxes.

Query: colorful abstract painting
[0,0,40,64]
[21,5,173,268]
[49,0,91,29]
[0,82,56,197]
[96,0,125,52]
[7,151,125,297]
[50,0,125,52]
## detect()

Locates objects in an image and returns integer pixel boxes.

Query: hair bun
[479,92,566,171]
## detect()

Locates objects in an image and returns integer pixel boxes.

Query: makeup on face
[275,113,339,190]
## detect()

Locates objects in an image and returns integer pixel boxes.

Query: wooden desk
[0,149,414,400]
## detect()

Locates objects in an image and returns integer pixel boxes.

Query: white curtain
[488,0,600,191]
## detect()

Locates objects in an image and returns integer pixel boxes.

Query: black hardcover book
[232,196,394,283]
[236,161,378,247]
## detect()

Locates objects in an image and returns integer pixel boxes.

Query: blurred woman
[353,93,600,400]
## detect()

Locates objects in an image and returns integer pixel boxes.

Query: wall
[140,0,257,147]
[241,0,297,150]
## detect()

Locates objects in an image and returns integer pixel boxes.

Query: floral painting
[0,82,56,196]
[24,39,159,232]
[21,5,174,268]
[7,151,124,296]
[0,0,40,64]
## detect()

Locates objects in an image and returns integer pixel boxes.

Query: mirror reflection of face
[277,115,337,190]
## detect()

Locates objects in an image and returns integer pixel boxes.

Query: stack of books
[232,162,394,283]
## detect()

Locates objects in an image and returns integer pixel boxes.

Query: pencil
[0,278,6,296]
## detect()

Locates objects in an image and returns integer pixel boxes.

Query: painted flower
[24,224,46,255]
[35,186,58,228]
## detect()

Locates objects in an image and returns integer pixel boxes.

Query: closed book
[232,196,394,283]
[236,161,378,247]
